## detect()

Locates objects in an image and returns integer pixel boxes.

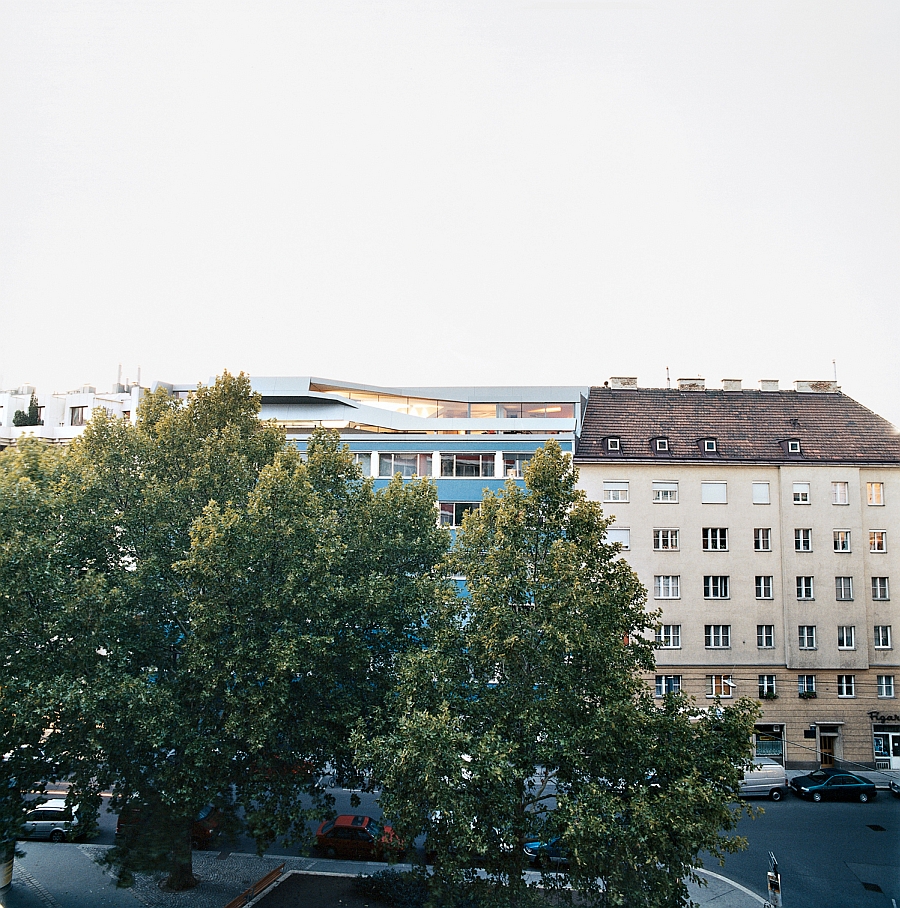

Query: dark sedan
[789,769,876,802]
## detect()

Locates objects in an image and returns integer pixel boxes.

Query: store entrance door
[874,730,900,769]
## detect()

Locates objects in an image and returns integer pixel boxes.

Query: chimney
[677,378,706,391]
[608,377,638,390]
[795,380,839,393]
[722,379,742,391]
[759,380,779,392]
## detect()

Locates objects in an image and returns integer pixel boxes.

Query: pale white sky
[2,1,898,425]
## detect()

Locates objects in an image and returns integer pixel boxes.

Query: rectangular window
[795,528,812,552]
[438,502,480,528]
[833,530,851,552]
[754,528,772,552]
[874,626,892,649]
[877,675,895,698]
[655,675,681,697]
[793,482,810,504]
[837,626,855,649]
[379,452,433,478]
[352,452,372,475]
[870,530,887,553]
[837,675,855,697]
[703,576,730,599]
[606,528,631,550]
[654,575,680,599]
[831,481,849,505]
[872,577,890,600]
[867,482,885,506]
[705,625,731,648]
[702,527,728,551]
[757,625,775,648]
[701,482,727,504]
[440,453,495,478]
[758,675,777,697]
[70,406,87,427]
[652,481,678,503]
[653,528,679,551]
[502,453,532,478]
[752,482,770,504]
[798,626,817,649]
[755,576,773,599]
[603,481,630,503]
[835,577,853,601]
[655,438,669,451]
[655,625,681,648]
[796,576,815,600]
[797,674,816,694]
[706,675,734,698]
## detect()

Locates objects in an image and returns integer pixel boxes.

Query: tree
[362,441,758,908]
[12,392,43,426]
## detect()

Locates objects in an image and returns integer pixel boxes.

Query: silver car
[21,799,79,842]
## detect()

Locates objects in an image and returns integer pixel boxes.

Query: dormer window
[788,440,801,454]
[607,437,621,452]
[703,439,717,453]
[655,438,669,452]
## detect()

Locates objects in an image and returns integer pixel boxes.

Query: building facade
[576,377,900,771]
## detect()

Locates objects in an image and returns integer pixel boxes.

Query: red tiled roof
[576,388,900,464]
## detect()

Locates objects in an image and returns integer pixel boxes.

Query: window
[352,452,372,475]
[705,625,731,648]
[793,482,810,504]
[796,576,815,600]
[752,482,770,504]
[835,577,853,601]
[837,675,855,697]
[438,502,480,527]
[607,437,621,451]
[867,482,884,506]
[606,528,630,550]
[502,453,532,478]
[653,528,679,551]
[877,675,895,698]
[706,675,734,698]
[603,481,629,503]
[655,675,681,697]
[655,438,669,452]
[703,576,730,599]
[755,576,773,599]
[703,439,717,452]
[655,625,681,648]
[701,482,727,504]
[833,530,851,552]
[872,577,890,600]
[440,453,494,478]
[797,675,816,694]
[758,675,777,697]
[788,440,802,454]
[379,452,433,478]
[70,406,87,427]
[870,531,887,553]
[794,528,812,551]
[798,626,817,649]
[754,528,772,552]
[837,626,855,649]
[757,625,775,648]
[702,527,728,551]
[831,481,849,505]
[874,626,892,649]
[654,575,680,599]
[652,481,678,503]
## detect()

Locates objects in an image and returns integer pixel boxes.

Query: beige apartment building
[576,377,900,771]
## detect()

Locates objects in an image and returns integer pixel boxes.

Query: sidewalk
[2,843,766,908]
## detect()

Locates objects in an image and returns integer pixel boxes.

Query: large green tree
[362,441,758,908]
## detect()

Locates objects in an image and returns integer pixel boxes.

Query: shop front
[871,709,900,770]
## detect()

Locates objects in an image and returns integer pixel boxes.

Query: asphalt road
[704,793,900,908]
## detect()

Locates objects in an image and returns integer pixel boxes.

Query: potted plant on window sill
[760,692,779,701]
[798,691,817,699]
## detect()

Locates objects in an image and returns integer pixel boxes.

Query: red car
[315,814,403,861]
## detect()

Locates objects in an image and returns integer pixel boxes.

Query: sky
[2,1,898,426]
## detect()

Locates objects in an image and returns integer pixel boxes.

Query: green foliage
[361,441,759,908]
[12,393,42,426]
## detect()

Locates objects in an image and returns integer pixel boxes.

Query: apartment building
[576,377,900,771]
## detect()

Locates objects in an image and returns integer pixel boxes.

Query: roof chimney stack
[608,377,638,390]
[759,380,779,392]
[722,379,742,391]
[795,380,839,393]
[677,378,706,391]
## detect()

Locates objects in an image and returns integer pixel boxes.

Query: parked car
[789,769,877,802]
[20,799,79,842]
[315,815,403,861]
[889,780,900,799]
[739,757,787,801]
[523,836,568,868]
[116,803,223,849]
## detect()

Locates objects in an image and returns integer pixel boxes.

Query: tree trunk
[165,819,197,891]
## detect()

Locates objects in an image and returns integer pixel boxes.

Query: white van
[739,757,787,801]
